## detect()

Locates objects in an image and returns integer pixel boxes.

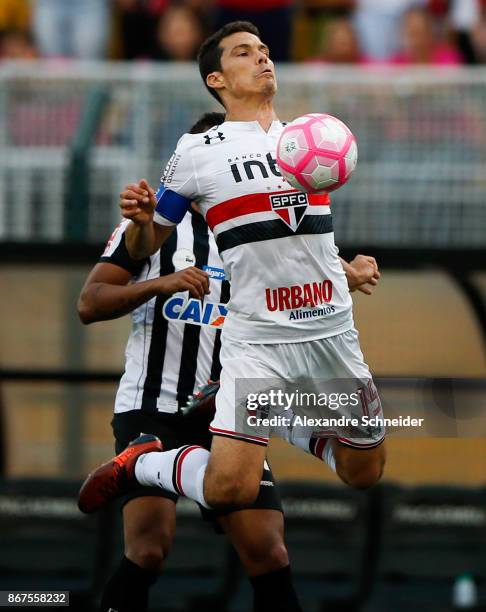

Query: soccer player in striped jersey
[78,20,386,584]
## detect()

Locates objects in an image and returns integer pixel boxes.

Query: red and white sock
[135,446,210,508]
[309,437,336,472]
[272,409,336,473]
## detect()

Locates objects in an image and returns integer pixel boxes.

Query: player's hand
[119,179,157,226]
[348,255,381,295]
[155,267,210,300]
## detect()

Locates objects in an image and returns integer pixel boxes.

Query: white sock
[134,445,211,508]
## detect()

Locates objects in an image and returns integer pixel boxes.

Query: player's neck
[225,98,277,132]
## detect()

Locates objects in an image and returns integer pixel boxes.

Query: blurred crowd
[1,0,486,64]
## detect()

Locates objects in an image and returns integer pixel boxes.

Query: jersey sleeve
[99,220,148,276]
[154,134,198,227]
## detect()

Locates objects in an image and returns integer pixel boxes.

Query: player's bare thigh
[123,496,177,572]
[333,439,386,489]
[204,435,267,508]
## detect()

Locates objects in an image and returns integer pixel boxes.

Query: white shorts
[210,328,385,448]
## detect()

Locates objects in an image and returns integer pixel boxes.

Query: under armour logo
[204,132,225,144]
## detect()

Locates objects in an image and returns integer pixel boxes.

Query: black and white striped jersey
[100,209,230,414]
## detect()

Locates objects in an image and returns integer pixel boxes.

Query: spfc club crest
[269,192,308,231]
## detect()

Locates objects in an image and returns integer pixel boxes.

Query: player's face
[215,32,277,100]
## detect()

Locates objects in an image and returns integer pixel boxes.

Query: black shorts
[112,410,282,519]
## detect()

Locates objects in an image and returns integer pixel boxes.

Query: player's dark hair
[197,21,260,106]
[189,112,226,134]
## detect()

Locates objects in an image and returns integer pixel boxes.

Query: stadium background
[1,0,486,610]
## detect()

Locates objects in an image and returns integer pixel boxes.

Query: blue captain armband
[155,184,191,224]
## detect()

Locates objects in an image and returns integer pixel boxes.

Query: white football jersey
[155,120,353,344]
[101,214,229,414]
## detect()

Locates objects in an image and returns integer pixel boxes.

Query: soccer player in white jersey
[78,112,302,612]
[79,21,386,542]
[78,112,380,612]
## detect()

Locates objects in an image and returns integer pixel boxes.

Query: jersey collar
[222,120,282,135]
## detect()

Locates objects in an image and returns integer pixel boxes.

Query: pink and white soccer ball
[276,113,358,194]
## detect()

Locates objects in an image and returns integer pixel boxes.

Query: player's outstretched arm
[121,179,173,259]
[341,255,381,295]
[77,263,210,324]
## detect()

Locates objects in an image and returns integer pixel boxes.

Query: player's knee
[126,530,173,573]
[266,541,289,570]
[243,540,289,573]
[341,458,384,490]
[127,542,170,573]
[205,475,260,508]
[136,548,166,572]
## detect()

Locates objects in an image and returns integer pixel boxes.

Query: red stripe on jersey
[308,194,330,206]
[206,190,330,231]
